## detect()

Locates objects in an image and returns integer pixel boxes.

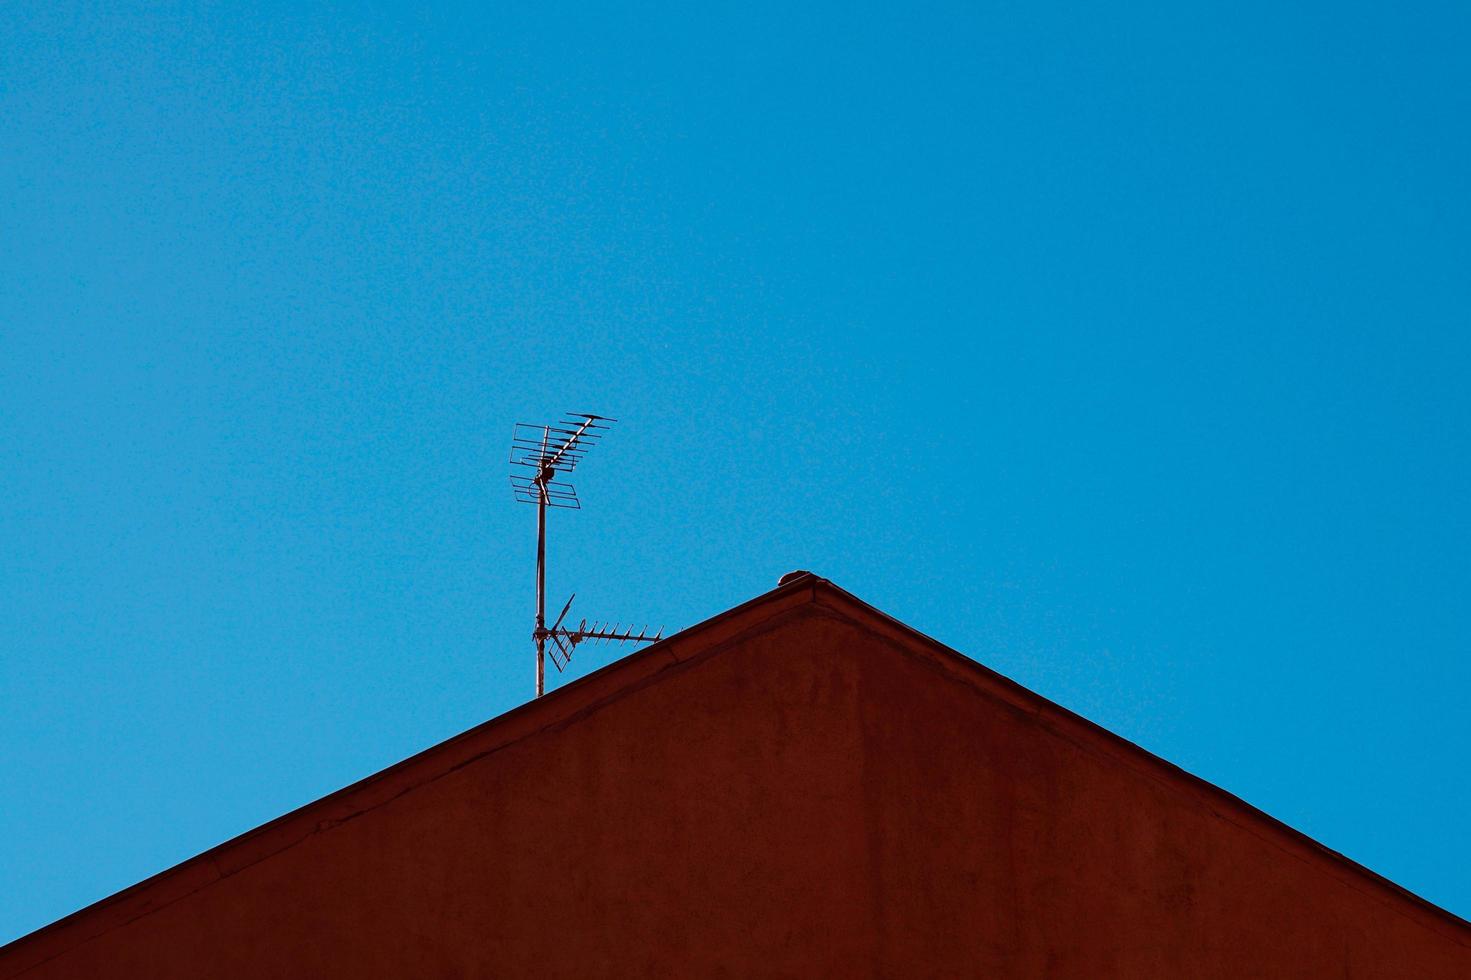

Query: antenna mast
[509,413,663,697]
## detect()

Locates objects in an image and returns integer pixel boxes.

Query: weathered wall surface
[5,590,1469,977]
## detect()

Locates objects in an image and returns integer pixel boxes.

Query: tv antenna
[509,412,663,698]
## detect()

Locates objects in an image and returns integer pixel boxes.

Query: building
[3,574,1468,977]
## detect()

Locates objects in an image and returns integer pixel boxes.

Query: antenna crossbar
[541,618,664,672]
[573,621,664,646]
[509,475,580,509]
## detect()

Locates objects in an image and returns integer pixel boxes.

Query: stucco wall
[5,596,1468,977]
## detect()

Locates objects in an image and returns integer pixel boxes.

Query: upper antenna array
[508,412,611,509]
[508,413,662,697]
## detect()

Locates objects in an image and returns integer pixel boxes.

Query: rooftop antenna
[509,413,663,698]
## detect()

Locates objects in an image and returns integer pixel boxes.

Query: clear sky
[3,1,1468,943]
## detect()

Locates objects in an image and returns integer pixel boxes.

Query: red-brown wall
[5,583,1468,977]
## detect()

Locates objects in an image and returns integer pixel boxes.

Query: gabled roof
[3,573,1469,973]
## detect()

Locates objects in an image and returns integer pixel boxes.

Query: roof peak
[4,574,1468,970]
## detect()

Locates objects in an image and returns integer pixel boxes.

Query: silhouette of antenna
[509,413,663,697]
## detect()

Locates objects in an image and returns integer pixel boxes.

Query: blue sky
[2,1,1468,941]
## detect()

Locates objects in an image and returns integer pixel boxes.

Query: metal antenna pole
[534,473,547,698]
[509,413,661,699]
[534,427,550,698]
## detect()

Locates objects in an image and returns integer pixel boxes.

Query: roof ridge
[5,571,1467,972]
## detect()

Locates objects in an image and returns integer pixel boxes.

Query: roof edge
[800,575,1471,947]
[0,574,826,973]
[5,571,1467,970]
